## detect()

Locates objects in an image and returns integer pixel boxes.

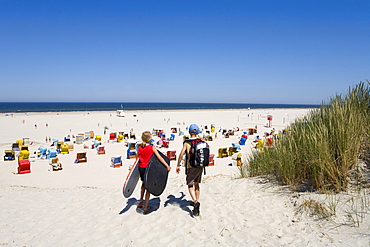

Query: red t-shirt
[138,145,153,168]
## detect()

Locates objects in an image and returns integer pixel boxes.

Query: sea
[0,102,319,113]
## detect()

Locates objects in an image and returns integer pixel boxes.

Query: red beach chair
[97,146,105,155]
[166,150,176,161]
[18,160,31,174]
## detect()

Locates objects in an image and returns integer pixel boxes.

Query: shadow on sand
[164,192,193,216]
[119,192,193,216]
[119,197,161,215]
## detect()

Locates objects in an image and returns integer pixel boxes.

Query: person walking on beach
[176,124,205,216]
[137,131,171,214]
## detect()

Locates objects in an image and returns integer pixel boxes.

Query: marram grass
[245,81,370,193]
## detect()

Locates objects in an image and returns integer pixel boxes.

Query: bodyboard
[123,159,140,198]
[144,151,170,196]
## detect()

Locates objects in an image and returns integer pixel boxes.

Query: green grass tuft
[244,81,370,193]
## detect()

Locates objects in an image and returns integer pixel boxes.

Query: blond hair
[141,131,152,147]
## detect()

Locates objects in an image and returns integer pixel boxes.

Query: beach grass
[245,81,370,193]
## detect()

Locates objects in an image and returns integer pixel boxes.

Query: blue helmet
[189,124,199,134]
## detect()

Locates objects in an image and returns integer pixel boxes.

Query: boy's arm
[176,143,187,173]
[152,146,171,171]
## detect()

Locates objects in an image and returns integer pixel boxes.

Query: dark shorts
[139,167,146,181]
[186,167,203,186]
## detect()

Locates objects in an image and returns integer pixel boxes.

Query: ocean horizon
[0,102,319,113]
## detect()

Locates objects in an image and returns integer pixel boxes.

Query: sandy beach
[1,108,369,246]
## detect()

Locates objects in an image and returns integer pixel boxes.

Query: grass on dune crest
[243,81,370,193]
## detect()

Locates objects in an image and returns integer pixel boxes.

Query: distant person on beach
[176,124,203,216]
[137,131,171,214]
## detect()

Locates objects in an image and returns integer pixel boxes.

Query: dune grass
[245,81,370,193]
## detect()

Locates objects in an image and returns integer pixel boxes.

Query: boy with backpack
[176,124,209,216]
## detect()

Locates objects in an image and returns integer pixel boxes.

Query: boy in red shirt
[137,131,171,214]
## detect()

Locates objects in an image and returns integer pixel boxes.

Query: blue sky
[0,0,369,104]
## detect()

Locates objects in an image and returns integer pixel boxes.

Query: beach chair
[76,152,87,163]
[239,136,247,145]
[52,139,58,147]
[162,140,169,148]
[18,149,30,161]
[228,146,238,156]
[89,131,94,139]
[97,146,105,155]
[255,139,265,151]
[205,135,213,141]
[266,137,273,147]
[211,124,215,133]
[21,145,29,151]
[95,135,102,142]
[92,140,101,149]
[166,150,177,161]
[38,146,47,159]
[68,143,74,151]
[12,142,20,151]
[76,135,84,144]
[126,149,137,159]
[208,154,215,166]
[127,142,136,150]
[117,134,124,142]
[49,158,62,171]
[56,141,64,151]
[18,160,31,174]
[4,150,15,161]
[47,149,57,159]
[109,133,116,141]
[22,138,30,146]
[232,143,241,151]
[218,148,228,158]
[169,134,175,141]
[84,131,90,140]
[60,144,69,154]
[111,156,123,168]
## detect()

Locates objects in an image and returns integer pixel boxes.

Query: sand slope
[1,109,369,246]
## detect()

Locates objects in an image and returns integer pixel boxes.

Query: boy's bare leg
[194,182,200,202]
[138,182,145,208]
[144,190,151,213]
[188,183,200,203]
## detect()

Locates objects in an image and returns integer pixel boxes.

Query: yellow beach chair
[228,147,238,156]
[60,144,69,154]
[18,149,30,161]
[218,148,228,158]
[4,150,15,161]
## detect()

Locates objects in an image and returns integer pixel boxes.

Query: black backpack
[186,139,210,168]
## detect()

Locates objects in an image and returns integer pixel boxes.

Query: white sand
[0,109,369,246]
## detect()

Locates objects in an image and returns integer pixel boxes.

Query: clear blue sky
[0,0,369,104]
